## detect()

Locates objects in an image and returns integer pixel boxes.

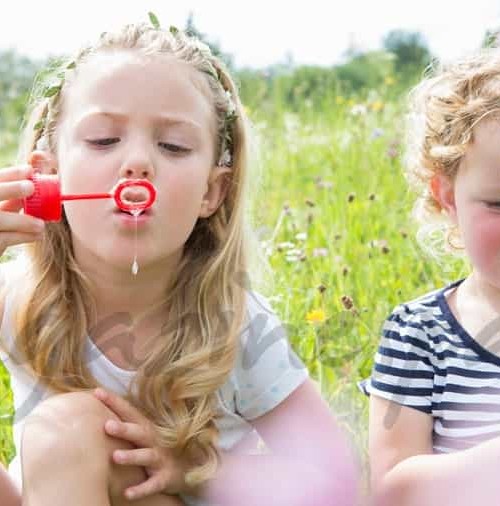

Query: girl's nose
[119,165,152,179]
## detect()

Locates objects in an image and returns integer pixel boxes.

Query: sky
[2,0,500,68]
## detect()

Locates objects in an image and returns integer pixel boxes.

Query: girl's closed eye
[159,142,191,154]
[484,200,500,209]
[87,138,120,147]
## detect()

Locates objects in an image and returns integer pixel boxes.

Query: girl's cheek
[463,211,500,271]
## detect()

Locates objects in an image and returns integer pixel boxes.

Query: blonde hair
[12,22,257,485]
[405,47,500,254]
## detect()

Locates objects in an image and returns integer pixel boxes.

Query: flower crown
[34,12,237,167]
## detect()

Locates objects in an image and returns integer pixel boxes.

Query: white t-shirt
[0,265,309,505]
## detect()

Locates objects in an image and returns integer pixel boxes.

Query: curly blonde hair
[10,22,259,486]
[405,47,500,253]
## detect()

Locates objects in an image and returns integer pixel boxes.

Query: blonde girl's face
[53,51,223,274]
[435,119,500,285]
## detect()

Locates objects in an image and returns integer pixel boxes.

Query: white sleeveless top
[0,266,309,505]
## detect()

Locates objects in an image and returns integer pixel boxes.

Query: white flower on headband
[218,149,232,167]
[35,135,49,151]
[193,39,212,56]
[225,90,236,115]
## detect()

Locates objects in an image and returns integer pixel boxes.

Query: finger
[0,231,45,250]
[0,165,33,183]
[94,388,144,424]
[0,180,37,213]
[113,447,159,467]
[124,475,165,501]
[0,211,45,235]
[105,420,152,448]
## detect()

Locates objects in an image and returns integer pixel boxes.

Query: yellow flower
[347,99,355,107]
[306,309,327,324]
[335,96,345,105]
[371,100,384,112]
[384,76,395,86]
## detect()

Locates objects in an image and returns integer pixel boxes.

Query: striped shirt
[360,279,500,453]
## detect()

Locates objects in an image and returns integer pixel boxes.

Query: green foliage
[0,50,42,143]
[383,30,432,86]
[482,29,499,48]
[335,50,396,92]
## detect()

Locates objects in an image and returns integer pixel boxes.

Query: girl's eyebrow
[75,111,203,132]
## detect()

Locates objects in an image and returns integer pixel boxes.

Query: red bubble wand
[24,174,157,222]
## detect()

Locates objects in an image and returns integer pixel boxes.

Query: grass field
[0,91,467,485]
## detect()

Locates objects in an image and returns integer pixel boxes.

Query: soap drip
[131,208,142,276]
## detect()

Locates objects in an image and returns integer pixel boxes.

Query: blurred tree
[383,30,432,84]
[0,50,41,129]
[335,50,395,92]
[482,28,500,48]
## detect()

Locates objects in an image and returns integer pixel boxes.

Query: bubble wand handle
[61,192,112,201]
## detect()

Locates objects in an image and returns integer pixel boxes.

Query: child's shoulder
[242,290,286,337]
[244,290,276,318]
[383,279,464,346]
[388,279,462,320]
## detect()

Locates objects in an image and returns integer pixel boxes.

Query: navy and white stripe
[361,279,500,453]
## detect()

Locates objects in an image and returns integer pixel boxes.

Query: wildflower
[384,76,395,86]
[306,309,327,324]
[317,284,327,294]
[285,248,303,262]
[371,128,384,139]
[277,241,295,251]
[341,295,354,311]
[387,147,398,159]
[371,101,384,112]
[295,232,307,241]
[335,96,345,105]
[350,104,367,116]
[312,248,328,258]
[318,180,333,190]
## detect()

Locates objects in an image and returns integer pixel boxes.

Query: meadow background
[0,22,489,489]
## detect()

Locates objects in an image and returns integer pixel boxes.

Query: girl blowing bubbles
[0,18,358,506]
[362,48,500,506]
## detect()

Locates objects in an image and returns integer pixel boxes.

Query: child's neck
[85,268,173,370]
[82,259,175,334]
[463,272,500,312]
[448,272,500,352]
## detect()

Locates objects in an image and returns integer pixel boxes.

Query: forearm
[0,464,21,506]
[376,436,500,506]
[187,452,357,506]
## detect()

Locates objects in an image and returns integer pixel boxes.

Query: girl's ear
[28,150,58,175]
[430,174,457,222]
[199,166,232,218]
